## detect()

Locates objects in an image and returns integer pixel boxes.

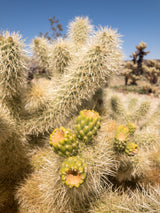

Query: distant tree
[39,16,63,41]
[123,42,150,85]
[136,41,150,72]
[130,52,137,64]
[129,41,150,76]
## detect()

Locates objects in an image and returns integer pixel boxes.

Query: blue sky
[0,0,160,59]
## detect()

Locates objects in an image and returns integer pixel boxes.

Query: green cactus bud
[49,127,78,157]
[59,156,87,188]
[75,109,101,144]
[125,142,139,156]
[114,125,129,152]
[126,122,137,135]
[116,125,129,135]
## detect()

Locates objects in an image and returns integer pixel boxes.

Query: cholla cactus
[143,64,159,84]
[142,83,156,94]
[147,59,159,68]
[15,109,115,212]
[115,149,151,183]
[16,128,114,213]
[103,91,158,185]
[130,52,137,64]
[109,93,150,124]
[122,61,140,85]
[25,26,122,136]
[0,16,124,211]
[136,41,150,72]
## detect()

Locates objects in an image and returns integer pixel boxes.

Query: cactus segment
[49,127,78,157]
[114,125,129,152]
[32,37,50,75]
[67,16,94,46]
[75,110,101,143]
[126,122,137,135]
[59,156,87,188]
[0,32,27,98]
[50,38,72,74]
[125,142,139,156]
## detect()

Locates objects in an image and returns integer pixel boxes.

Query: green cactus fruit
[125,142,139,156]
[49,127,78,157]
[75,110,101,144]
[59,156,87,188]
[126,122,137,135]
[114,125,129,152]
